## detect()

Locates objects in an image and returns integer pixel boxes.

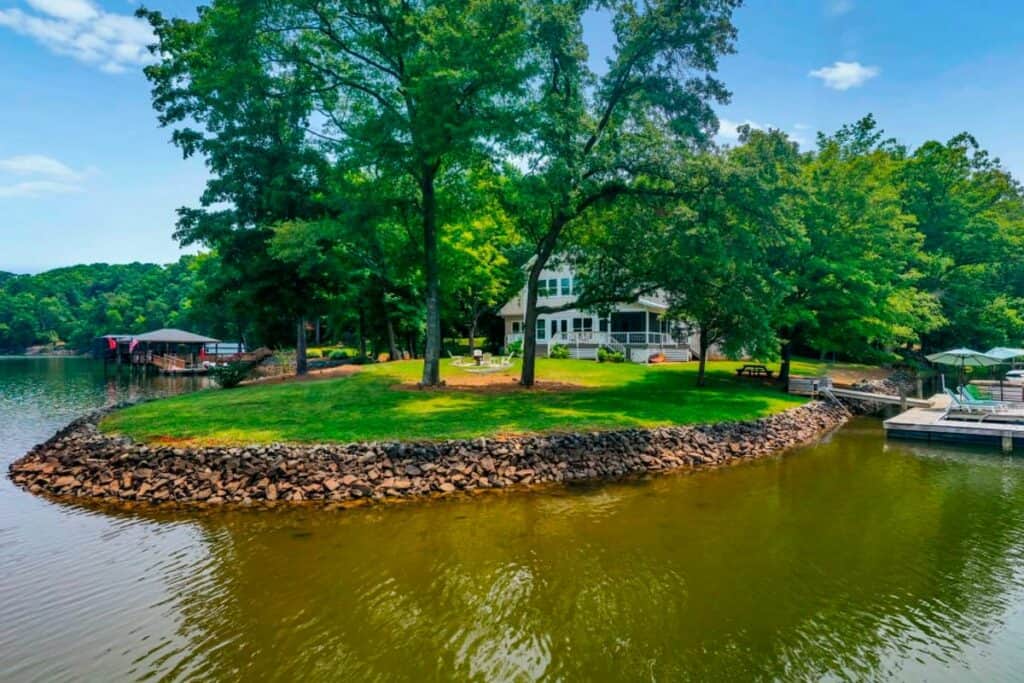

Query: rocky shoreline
[8,400,851,508]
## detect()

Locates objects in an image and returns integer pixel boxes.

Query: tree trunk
[385,315,399,361]
[421,170,442,385]
[315,318,321,346]
[296,317,308,376]
[779,340,792,386]
[357,306,367,359]
[697,332,709,387]
[468,316,478,355]
[519,263,544,387]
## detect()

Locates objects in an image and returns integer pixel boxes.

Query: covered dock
[95,328,222,374]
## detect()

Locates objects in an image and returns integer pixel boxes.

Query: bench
[736,364,774,378]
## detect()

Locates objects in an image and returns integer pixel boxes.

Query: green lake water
[4,357,1024,681]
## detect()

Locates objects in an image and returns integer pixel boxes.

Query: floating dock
[884,394,1024,452]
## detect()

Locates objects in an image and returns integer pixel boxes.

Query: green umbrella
[925,348,1001,394]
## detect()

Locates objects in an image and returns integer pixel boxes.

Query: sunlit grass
[98,357,853,445]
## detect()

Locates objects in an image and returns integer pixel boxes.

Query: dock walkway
[884,394,1024,451]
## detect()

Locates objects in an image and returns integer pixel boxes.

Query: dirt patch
[245,363,363,387]
[825,366,892,386]
[395,371,584,394]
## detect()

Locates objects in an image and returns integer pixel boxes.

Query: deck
[883,394,1024,451]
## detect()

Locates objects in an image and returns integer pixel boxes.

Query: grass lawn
[99,358,855,445]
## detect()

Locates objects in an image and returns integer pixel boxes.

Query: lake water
[4,357,1024,681]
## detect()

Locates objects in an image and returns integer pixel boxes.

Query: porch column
[644,310,649,344]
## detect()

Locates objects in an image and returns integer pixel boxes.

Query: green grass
[100,359,820,445]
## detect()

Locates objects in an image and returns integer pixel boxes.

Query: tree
[510,0,741,386]
[139,2,328,374]
[777,116,943,381]
[439,168,524,352]
[262,0,534,385]
[902,134,1024,350]
[576,131,794,386]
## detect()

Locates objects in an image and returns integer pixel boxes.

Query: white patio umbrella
[925,348,1001,394]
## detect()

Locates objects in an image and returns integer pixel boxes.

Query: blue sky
[2,0,1024,273]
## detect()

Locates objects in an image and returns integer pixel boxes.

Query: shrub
[209,361,254,388]
[506,339,523,356]
[349,355,373,365]
[305,349,323,359]
[550,343,570,359]
[597,346,625,363]
[328,349,349,360]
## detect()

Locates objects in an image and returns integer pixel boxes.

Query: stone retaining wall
[8,401,851,507]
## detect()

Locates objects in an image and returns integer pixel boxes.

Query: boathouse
[94,328,222,373]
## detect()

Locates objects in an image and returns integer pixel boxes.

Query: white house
[498,262,697,362]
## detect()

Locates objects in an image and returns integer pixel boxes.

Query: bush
[597,346,625,363]
[328,349,349,360]
[305,349,323,359]
[506,339,523,356]
[349,355,373,365]
[550,343,570,359]
[209,361,254,388]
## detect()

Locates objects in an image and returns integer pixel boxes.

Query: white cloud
[826,0,854,16]
[0,154,82,180]
[0,154,94,198]
[26,0,98,22]
[717,118,814,149]
[0,0,154,74]
[809,61,879,90]
[0,180,83,198]
[717,118,767,142]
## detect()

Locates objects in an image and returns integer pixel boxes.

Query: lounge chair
[943,388,1010,421]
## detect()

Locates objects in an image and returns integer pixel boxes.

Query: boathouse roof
[132,328,220,344]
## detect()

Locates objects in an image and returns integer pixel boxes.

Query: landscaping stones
[8,400,851,508]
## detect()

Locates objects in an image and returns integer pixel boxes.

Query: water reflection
[5,359,1024,681]
[68,422,1024,681]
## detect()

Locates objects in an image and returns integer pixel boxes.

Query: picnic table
[736,364,774,378]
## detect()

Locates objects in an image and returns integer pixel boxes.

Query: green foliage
[328,349,349,361]
[305,349,323,359]
[209,361,254,389]
[550,343,570,359]
[508,0,742,385]
[0,258,203,352]
[597,347,625,363]
[506,339,523,356]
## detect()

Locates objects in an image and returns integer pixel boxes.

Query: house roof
[133,328,220,344]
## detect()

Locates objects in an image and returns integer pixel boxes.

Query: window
[511,321,522,334]
[536,280,549,297]
[571,279,580,295]
[536,318,546,340]
[551,320,559,338]
[560,278,571,296]
[599,318,609,332]
[549,279,558,296]
[572,317,594,332]
[560,320,568,334]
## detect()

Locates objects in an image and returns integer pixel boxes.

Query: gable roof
[133,328,220,344]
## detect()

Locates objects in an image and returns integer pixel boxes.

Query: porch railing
[506,331,685,347]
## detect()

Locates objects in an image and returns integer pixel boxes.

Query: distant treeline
[0,259,207,353]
